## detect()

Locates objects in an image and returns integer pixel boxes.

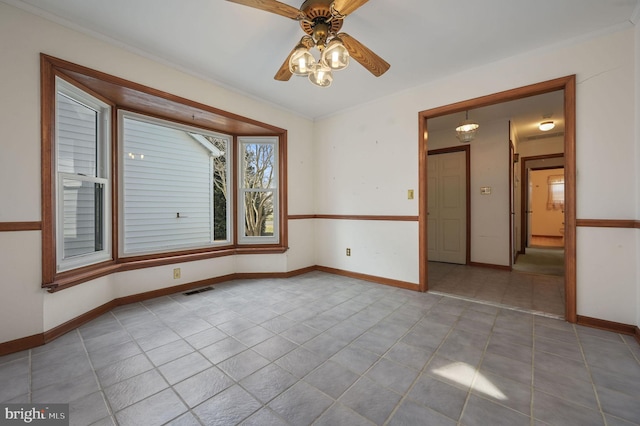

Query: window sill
[44,245,288,292]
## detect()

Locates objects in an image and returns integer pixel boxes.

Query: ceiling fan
[226,0,390,87]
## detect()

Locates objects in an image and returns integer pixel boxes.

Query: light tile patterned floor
[1,271,639,425]
[428,261,566,317]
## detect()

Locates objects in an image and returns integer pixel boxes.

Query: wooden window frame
[55,78,113,272]
[237,137,280,245]
[41,54,288,292]
[118,110,234,256]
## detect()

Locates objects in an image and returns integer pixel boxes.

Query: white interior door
[427,151,466,264]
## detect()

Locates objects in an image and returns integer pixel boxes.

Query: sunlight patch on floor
[432,362,507,400]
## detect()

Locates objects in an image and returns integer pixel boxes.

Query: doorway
[513,157,566,277]
[418,76,576,322]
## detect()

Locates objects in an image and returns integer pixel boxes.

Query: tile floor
[428,261,565,318]
[1,271,639,425]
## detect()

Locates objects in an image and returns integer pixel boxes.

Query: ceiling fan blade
[332,0,369,16]
[339,33,390,77]
[274,50,294,81]
[226,0,304,20]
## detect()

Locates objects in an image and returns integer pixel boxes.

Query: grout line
[455,304,538,424]
[381,296,461,425]
[107,304,200,425]
[429,291,564,320]
[574,324,608,426]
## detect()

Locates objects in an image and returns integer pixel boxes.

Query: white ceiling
[428,90,566,141]
[8,0,639,127]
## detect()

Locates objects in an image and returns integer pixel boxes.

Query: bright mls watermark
[1,405,68,426]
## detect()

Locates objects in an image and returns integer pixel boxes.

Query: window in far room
[547,174,564,210]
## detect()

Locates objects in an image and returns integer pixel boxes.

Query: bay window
[41,54,287,291]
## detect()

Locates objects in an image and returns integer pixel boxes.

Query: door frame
[418,75,577,323]
[427,146,471,265]
[520,155,565,254]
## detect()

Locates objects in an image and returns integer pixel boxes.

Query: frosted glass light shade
[289,47,315,76]
[321,39,349,70]
[455,119,479,143]
[539,121,555,131]
[308,63,333,87]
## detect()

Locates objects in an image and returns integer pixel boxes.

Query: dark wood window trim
[41,54,288,292]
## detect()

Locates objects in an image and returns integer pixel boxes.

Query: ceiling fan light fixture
[539,121,555,131]
[455,111,480,143]
[227,0,390,84]
[289,45,315,76]
[308,63,333,87]
[321,38,349,71]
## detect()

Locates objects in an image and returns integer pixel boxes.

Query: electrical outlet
[173,268,181,279]
[346,248,351,256]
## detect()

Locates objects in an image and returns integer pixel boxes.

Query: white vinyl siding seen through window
[120,113,230,255]
[43,57,286,288]
[55,78,111,271]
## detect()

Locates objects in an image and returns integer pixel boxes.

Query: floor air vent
[183,286,214,296]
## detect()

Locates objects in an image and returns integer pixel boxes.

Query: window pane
[239,138,278,243]
[547,174,564,210]
[211,136,228,241]
[57,92,98,176]
[242,143,275,189]
[244,191,274,237]
[62,178,103,258]
[122,116,230,253]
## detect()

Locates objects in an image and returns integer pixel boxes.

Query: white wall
[0,3,315,342]
[428,119,511,266]
[315,219,419,285]
[468,120,511,266]
[314,26,639,324]
[517,137,564,158]
[312,97,419,284]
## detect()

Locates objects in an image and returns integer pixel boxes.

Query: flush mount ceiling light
[456,111,480,143]
[227,0,390,88]
[539,113,555,131]
[539,121,555,131]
